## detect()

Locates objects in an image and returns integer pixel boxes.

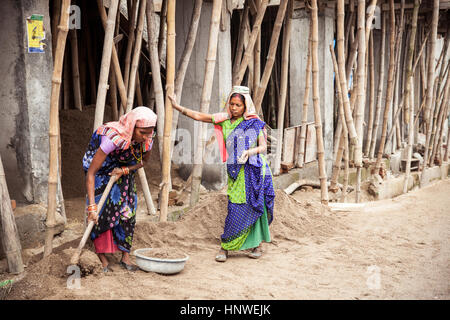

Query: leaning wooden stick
[70,175,118,265]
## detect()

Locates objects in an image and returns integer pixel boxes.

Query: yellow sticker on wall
[27,14,45,53]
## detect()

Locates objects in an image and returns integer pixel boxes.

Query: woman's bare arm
[86,148,108,206]
[168,95,213,123]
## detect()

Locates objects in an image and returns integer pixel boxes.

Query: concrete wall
[289,7,335,176]
[0,0,54,205]
[173,0,232,190]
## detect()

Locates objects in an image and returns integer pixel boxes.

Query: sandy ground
[1,178,449,300]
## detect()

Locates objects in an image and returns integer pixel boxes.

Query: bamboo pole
[44,0,71,258]
[273,0,293,176]
[93,0,120,131]
[51,0,61,60]
[126,0,147,113]
[70,175,118,265]
[124,0,138,95]
[97,1,128,115]
[253,0,261,97]
[63,47,71,110]
[109,67,119,120]
[403,0,421,129]
[233,0,269,86]
[431,63,450,165]
[232,4,250,79]
[429,34,450,165]
[374,0,395,172]
[0,155,24,274]
[159,0,177,221]
[135,72,144,106]
[158,0,168,60]
[69,29,83,111]
[310,0,328,205]
[421,0,439,172]
[365,33,375,156]
[170,0,204,160]
[146,0,166,159]
[389,0,405,153]
[120,0,155,215]
[253,0,289,114]
[189,0,223,207]
[329,44,348,193]
[354,0,366,203]
[297,24,312,168]
[336,0,359,149]
[403,76,415,193]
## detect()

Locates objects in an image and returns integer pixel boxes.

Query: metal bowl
[133,248,189,274]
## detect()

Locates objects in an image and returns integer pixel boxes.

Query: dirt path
[2,179,449,300]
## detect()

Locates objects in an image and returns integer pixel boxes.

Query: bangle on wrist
[121,166,130,175]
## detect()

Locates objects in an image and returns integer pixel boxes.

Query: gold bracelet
[182,107,187,116]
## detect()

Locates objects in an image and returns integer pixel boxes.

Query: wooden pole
[70,175,118,265]
[369,11,386,159]
[69,29,83,111]
[158,0,168,60]
[365,33,375,156]
[336,0,359,149]
[44,0,71,258]
[159,0,176,221]
[97,1,128,114]
[233,0,269,86]
[189,0,223,207]
[253,0,261,97]
[146,0,166,159]
[124,0,138,95]
[0,155,24,274]
[374,0,395,172]
[310,0,328,205]
[63,47,71,110]
[431,64,450,165]
[429,35,450,165]
[126,0,147,113]
[274,0,293,176]
[297,20,312,168]
[232,4,249,79]
[93,0,120,131]
[354,0,366,203]
[253,0,289,114]
[329,44,348,193]
[421,0,439,172]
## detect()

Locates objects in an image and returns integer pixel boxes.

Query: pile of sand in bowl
[139,248,187,260]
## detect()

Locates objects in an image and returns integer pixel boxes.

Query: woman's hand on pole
[109,167,125,178]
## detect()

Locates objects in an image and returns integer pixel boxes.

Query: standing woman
[83,106,157,272]
[169,86,275,262]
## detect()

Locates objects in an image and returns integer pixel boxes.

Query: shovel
[70,175,118,265]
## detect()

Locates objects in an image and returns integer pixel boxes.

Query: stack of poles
[327,0,449,203]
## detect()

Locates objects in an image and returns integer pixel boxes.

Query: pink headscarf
[212,86,266,162]
[96,106,157,152]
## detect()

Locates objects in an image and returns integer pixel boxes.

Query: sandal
[103,265,113,273]
[120,261,138,271]
[215,249,228,262]
[248,247,262,259]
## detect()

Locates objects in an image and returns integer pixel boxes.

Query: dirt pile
[132,190,341,252]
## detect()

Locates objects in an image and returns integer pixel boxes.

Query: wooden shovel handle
[70,175,118,265]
